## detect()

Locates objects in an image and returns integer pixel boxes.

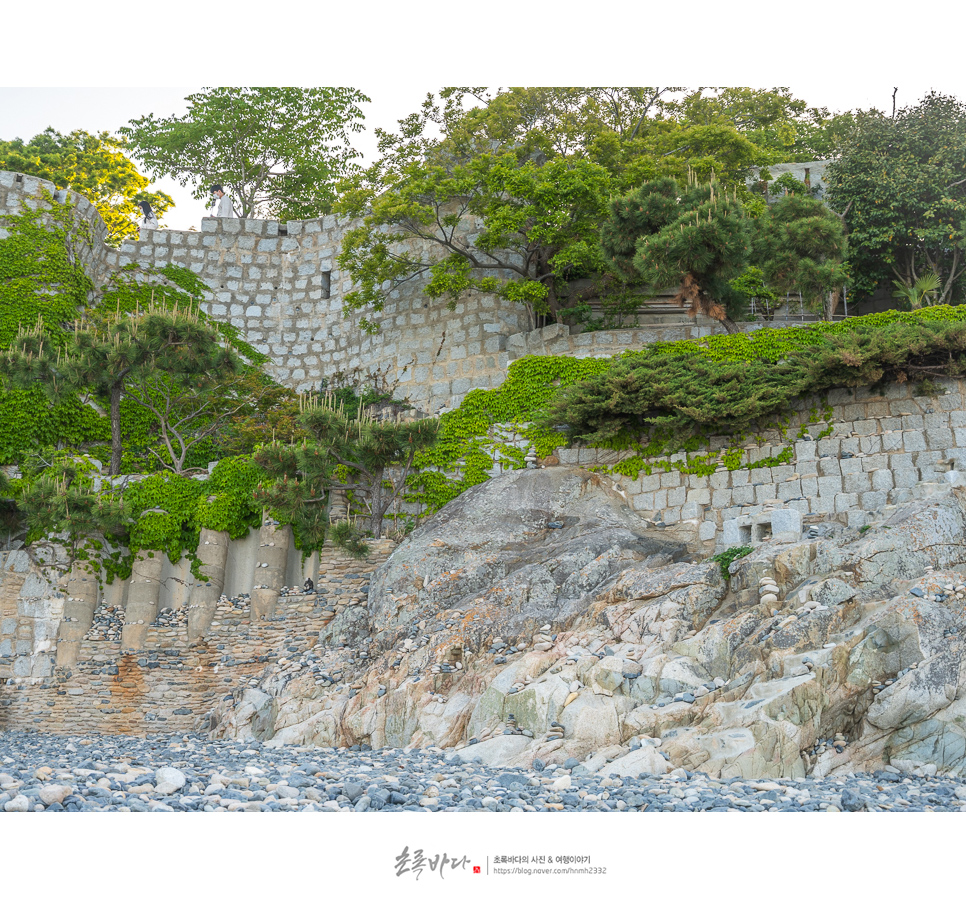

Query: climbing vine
[406,306,966,513]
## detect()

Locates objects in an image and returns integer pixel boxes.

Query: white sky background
[0,80,954,229]
[0,2,963,916]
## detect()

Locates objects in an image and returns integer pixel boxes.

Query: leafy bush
[712,545,754,578]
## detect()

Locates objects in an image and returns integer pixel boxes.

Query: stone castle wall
[0,171,123,299]
[565,378,966,550]
[0,540,394,734]
[2,170,831,415]
[0,170,533,414]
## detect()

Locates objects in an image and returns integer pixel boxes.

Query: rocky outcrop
[210,468,966,780]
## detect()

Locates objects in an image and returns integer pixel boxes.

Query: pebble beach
[2,731,965,812]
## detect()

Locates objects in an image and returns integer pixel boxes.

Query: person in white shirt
[137,200,159,230]
[209,184,235,218]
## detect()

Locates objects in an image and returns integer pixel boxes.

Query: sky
[0,81,960,229]
[1,4,964,914]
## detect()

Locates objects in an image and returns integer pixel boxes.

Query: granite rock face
[211,473,966,780]
[367,467,685,642]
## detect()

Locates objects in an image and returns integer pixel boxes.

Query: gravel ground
[2,732,965,812]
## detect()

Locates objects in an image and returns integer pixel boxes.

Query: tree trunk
[370,473,385,539]
[109,383,123,475]
[824,288,841,322]
[718,315,741,335]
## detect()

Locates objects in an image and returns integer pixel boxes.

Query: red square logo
[473,866,481,874]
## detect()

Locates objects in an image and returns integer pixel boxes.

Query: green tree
[600,178,751,333]
[121,87,369,220]
[0,129,174,244]
[0,305,250,476]
[754,195,850,320]
[254,396,439,544]
[8,458,127,577]
[825,92,966,304]
[337,87,851,335]
[339,149,613,330]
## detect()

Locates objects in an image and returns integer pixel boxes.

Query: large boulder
[367,467,685,645]
[212,482,966,780]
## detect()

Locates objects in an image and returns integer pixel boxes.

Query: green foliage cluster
[0,195,92,346]
[406,354,611,512]
[0,128,174,244]
[0,196,112,463]
[0,200,289,576]
[0,198,280,476]
[548,312,966,455]
[712,545,754,578]
[255,396,439,547]
[11,454,266,583]
[113,456,263,578]
[121,87,369,220]
[336,87,858,336]
[404,306,966,514]
[825,92,966,304]
[602,178,751,331]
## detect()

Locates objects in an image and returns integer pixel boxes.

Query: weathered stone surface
[212,481,966,780]
[39,784,72,805]
[153,767,187,794]
[600,745,669,777]
[367,467,684,644]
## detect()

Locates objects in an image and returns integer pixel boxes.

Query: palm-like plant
[893,270,942,309]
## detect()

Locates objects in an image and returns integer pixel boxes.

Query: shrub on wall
[405,305,966,513]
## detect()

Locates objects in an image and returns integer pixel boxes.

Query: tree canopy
[255,396,439,545]
[825,92,966,304]
[0,305,250,475]
[600,178,752,332]
[121,87,370,220]
[336,86,851,333]
[0,128,174,244]
[754,195,849,320]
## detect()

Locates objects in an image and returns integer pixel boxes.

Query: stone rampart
[506,314,824,361]
[3,170,835,416]
[0,170,124,299]
[558,378,966,550]
[0,540,394,735]
[0,170,532,413]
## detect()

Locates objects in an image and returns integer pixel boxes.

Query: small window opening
[753,522,772,542]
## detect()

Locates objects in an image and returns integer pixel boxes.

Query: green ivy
[712,545,754,578]
[100,456,265,581]
[407,306,966,509]
[0,193,92,348]
[193,455,263,538]
[406,354,611,513]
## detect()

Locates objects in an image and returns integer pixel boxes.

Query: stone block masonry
[120,215,531,414]
[0,540,395,736]
[1,171,838,418]
[1,172,531,414]
[558,378,966,552]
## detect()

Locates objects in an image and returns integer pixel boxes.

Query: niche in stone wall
[753,522,772,542]
[321,271,331,299]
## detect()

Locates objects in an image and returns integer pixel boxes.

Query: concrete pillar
[250,518,291,620]
[302,550,319,587]
[55,564,100,668]
[121,550,163,649]
[187,528,230,643]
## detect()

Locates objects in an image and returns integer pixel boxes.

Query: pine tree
[754,195,849,321]
[0,304,249,475]
[600,178,751,333]
[255,395,439,547]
